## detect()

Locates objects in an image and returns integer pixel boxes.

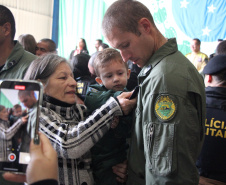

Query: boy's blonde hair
[94,48,128,77]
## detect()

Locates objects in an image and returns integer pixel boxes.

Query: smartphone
[0,80,43,174]
[129,86,140,100]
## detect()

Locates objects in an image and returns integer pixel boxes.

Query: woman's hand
[112,160,128,183]
[117,92,137,115]
[21,115,28,124]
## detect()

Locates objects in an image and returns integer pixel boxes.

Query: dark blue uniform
[196,86,226,183]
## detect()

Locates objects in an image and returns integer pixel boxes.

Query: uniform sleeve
[40,97,123,159]
[0,119,23,140]
[85,88,122,115]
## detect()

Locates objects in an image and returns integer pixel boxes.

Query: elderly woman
[0,105,27,161]
[23,54,135,185]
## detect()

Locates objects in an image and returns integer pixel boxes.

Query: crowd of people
[0,1,226,185]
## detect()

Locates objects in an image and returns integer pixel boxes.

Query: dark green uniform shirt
[127,38,206,185]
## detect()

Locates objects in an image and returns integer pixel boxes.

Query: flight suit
[127,38,206,185]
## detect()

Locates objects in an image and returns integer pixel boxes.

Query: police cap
[203,54,226,75]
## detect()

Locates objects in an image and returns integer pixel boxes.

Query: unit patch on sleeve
[154,94,177,122]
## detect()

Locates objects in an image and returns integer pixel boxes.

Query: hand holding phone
[129,86,140,100]
[0,80,43,174]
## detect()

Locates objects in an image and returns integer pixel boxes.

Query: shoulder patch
[154,94,177,122]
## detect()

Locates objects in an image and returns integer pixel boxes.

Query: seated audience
[196,55,226,184]
[23,53,135,185]
[185,38,208,72]
[35,38,57,56]
[18,34,37,55]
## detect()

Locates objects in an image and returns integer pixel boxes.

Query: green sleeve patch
[154,94,177,122]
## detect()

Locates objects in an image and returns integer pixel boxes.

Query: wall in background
[56,0,226,59]
[0,0,53,43]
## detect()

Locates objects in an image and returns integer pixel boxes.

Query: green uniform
[0,41,36,79]
[85,84,131,185]
[127,38,206,185]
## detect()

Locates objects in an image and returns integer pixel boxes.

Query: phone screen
[0,80,42,174]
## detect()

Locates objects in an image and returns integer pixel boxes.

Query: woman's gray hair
[24,54,72,85]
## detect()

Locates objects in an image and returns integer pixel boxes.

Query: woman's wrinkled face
[0,108,9,121]
[44,62,77,104]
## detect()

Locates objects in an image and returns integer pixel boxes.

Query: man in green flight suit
[102,0,206,184]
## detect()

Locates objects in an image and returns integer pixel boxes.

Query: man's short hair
[193,38,201,45]
[0,5,16,40]
[40,38,57,52]
[94,48,127,77]
[100,43,109,49]
[216,40,226,55]
[96,39,102,44]
[102,0,155,37]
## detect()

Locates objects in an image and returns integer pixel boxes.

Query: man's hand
[117,92,137,115]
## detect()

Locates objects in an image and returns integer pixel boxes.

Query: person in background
[18,34,37,55]
[35,38,57,56]
[185,38,208,72]
[216,40,226,55]
[209,39,223,59]
[3,132,59,185]
[0,5,36,80]
[95,39,102,51]
[99,43,109,51]
[0,5,36,184]
[70,38,89,60]
[85,48,132,185]
[196,55,226,185]
[23,53,135,185]
[102,0,206,184]
[70,53,96,102]
[88,51,100,78]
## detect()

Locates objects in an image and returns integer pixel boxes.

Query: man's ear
[127,69,131,80]
[95,77,103,85]
[2,22,11,37]
[138,18,152,34]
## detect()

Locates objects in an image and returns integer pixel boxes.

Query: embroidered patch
[154,94,177,121]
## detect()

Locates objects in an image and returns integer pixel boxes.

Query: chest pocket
[143,121,177,176]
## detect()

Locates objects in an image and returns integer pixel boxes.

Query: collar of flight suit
[138,38,178,78]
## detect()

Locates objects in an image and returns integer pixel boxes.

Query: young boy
[9,104,23,125]
[84,48,132,185]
